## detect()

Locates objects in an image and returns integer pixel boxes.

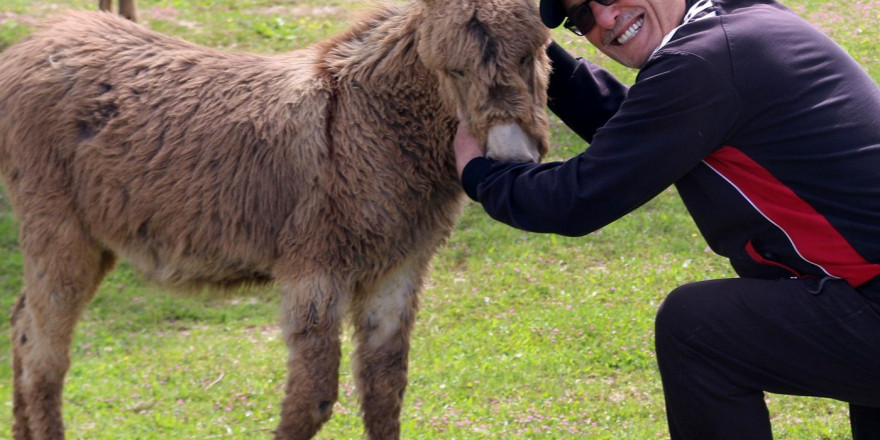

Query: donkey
[98,0,136,21]
[0,0,550,438]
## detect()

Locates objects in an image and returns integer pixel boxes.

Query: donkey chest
[331,176,461,240]
[293,169,463,271]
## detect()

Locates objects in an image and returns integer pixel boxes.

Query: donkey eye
[446,69,466,79]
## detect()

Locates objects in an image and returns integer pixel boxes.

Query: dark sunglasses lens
[581,14,596,32]
[564,0,617,34]
[563,17,584,35]
[570,13,595,34]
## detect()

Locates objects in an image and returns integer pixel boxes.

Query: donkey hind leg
[274,274,347,440]
[11,217,116,440]
[351,259,423,440]
[118,0,137,21]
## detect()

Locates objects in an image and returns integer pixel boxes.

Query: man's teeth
[616,17,644,44]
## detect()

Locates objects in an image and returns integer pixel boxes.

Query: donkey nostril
[318,400,333,413]
[486,123,541,163]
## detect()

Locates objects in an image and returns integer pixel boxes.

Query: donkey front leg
[11,216,115,440]
[274,274,347,440]
[351,260,423,440]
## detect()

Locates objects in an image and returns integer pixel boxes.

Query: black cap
[540,0,567,28]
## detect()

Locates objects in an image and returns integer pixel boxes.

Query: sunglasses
[562,0,619,35]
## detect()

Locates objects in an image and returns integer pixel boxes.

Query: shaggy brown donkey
[0,0,550,438]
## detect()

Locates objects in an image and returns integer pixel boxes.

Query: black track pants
[655,277,880,439]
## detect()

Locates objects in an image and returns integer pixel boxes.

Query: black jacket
[461,0,880,287]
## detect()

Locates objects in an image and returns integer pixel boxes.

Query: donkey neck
[315,4,442,109]
[308,4,460,190]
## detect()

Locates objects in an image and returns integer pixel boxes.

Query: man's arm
[457,52,741,236]
[546,41,630,143]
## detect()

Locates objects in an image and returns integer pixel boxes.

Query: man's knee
[656,282,706,343]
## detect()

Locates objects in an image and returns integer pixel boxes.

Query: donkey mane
[319,4,422,81]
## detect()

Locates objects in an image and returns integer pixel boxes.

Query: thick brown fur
[0,0,550,438]
[98,0,137,21]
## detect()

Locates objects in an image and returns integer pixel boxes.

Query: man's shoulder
[654,0,814,69]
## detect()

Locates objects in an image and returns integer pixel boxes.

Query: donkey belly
[73,157,292,288]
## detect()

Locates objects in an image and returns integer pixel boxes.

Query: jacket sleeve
[461,52,742,236]
[546,41,629,143]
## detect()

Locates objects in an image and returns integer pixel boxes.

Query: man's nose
[590,2,619,30]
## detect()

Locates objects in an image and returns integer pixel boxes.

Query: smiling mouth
[615,16,645,45]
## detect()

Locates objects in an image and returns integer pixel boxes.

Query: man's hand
[454,116,486,179]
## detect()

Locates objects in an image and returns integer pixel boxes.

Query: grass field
[0,0,878,438]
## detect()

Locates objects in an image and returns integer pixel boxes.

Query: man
[453,0,880,438]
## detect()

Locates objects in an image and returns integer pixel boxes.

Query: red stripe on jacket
[704,146,880,287]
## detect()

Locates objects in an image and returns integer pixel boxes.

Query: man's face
[562,0,686,68]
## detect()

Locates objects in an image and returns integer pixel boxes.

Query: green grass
[0,0,878,438]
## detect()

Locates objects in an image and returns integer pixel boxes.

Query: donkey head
[417,0,551,163]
